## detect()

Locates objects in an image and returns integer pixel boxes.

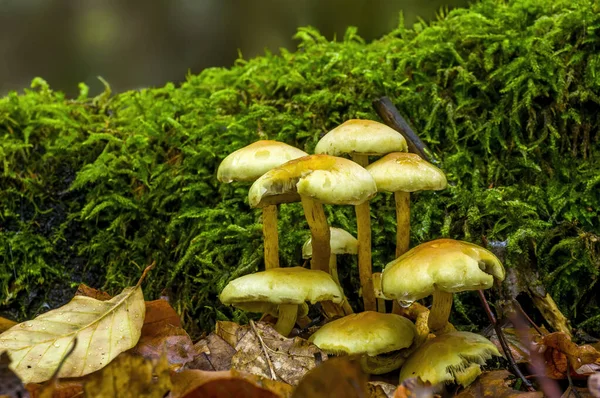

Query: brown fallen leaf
[74,284,112,301]
[291,356,368,398]
[132,299,193,369]
[170,369,293,398]
[393,378,439,398]
[0,351,29,398]
[26,381,83,398]
[83,352,171,398]
[534,332,600,379]
[456,370,543,398]
[369,381,397,398]
[229,321,327,386]
[0,317,17,333]
[189,332,237,371]
[215,320,243,348]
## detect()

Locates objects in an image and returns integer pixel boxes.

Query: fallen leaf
[216,320,243,348]
[0,351,28,398]
[369,381,397,398]
[392,377,439,398]
[291,356,368,398]
[132,299,193,369]
[26,381,83,398]
[0,284,146,383]
[590,373,600,398]
[561,386,595,398]
[0,317,17,333]
[83,352,171,398]
[74,284,112,301]
[456,370,543,398]
[189,333,236,371]
[230,321,327,386]
[488,328,540,364]
[171,369,292,398]
[534,332,600,379]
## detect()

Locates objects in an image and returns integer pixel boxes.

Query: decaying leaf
[226,321,327,386]
[25,381,83,398]
[392,378,439,398]
[170,369,292,398]
[0,284,146,383]
[0,351,29,398]
[83,352,171,398]
[189,333,237,371]
[75,284,112,301]
[0,317,17,333]
[456,370,543,398]
[368,381,397,398]
[534,332,600,378]
[132,299,194,369]
[291,356,368,398]
[589,373,600,398]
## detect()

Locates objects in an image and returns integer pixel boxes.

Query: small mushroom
[219,267,343,336]
[366,152,447,258]
[399,331,501,387]
[217,140,307,269]
[309,311,416,374]
[315,119,408,311]
[303,227,357,315]
[381,239,505,334]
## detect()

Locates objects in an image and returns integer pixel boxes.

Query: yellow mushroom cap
[381,239,505,302]
[399,331,501,387]
[308,311,416,356]
[302,227,358,259]
[217,140,308,183]
[366,152,447,192]
[315,119,408,156]
[248,154,377,208]
[219,267,343,309]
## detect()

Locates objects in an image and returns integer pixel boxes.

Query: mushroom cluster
[216,119,505,388]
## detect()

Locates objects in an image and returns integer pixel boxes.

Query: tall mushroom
[219,267,343,336]
[366,152,447,258]
[315,119,408,311]
[381,239,505,334]
[303,227,358,315]
[217,140,307,269]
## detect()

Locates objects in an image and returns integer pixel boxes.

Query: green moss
[1,0,599,337]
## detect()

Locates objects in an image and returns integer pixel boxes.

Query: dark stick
[372,96,432,162]
[477,290,537,392]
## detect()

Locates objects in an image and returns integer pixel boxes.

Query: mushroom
[315,119,408,311]
[365,152,447,258]
[217,140,307,269]
[381,239,505,334]
[219,267,343,336]
[302,227,357,315]
[308,311,416,374]
[399,331,501,387]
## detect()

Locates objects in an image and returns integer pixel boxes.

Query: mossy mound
[1,0,599,336]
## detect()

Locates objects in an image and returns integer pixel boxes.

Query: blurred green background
[0,0,469,97]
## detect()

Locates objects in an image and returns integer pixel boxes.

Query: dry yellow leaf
[0,317,17,333]
[0,285,145,384]
[83,352,171,398]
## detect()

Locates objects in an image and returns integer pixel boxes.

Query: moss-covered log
[1,0,599,336]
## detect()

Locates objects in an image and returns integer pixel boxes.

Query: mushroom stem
[301,196,330,273]
[262,205,279,269]
[428,290,453,333]
[328,255,354,315]
[360,352,408,375]
[274,304,298,336]
[395,191,410,257]
[352,153,376,312]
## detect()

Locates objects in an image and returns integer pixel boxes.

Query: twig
[565,367,582,398]
[512,299,545,336]
[477,290,536,392]
[250,320,277,380]
[372,97,432,162]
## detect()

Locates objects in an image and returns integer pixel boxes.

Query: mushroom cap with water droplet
[308,311,416,356]
[399,331,500,387]
[219,267,344,308]
[217,140,307,183]
[302,227,358,259]
[315,119,408,156]
[366,152,447,193]
[381,239,505,302]
[248,154,377,208]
